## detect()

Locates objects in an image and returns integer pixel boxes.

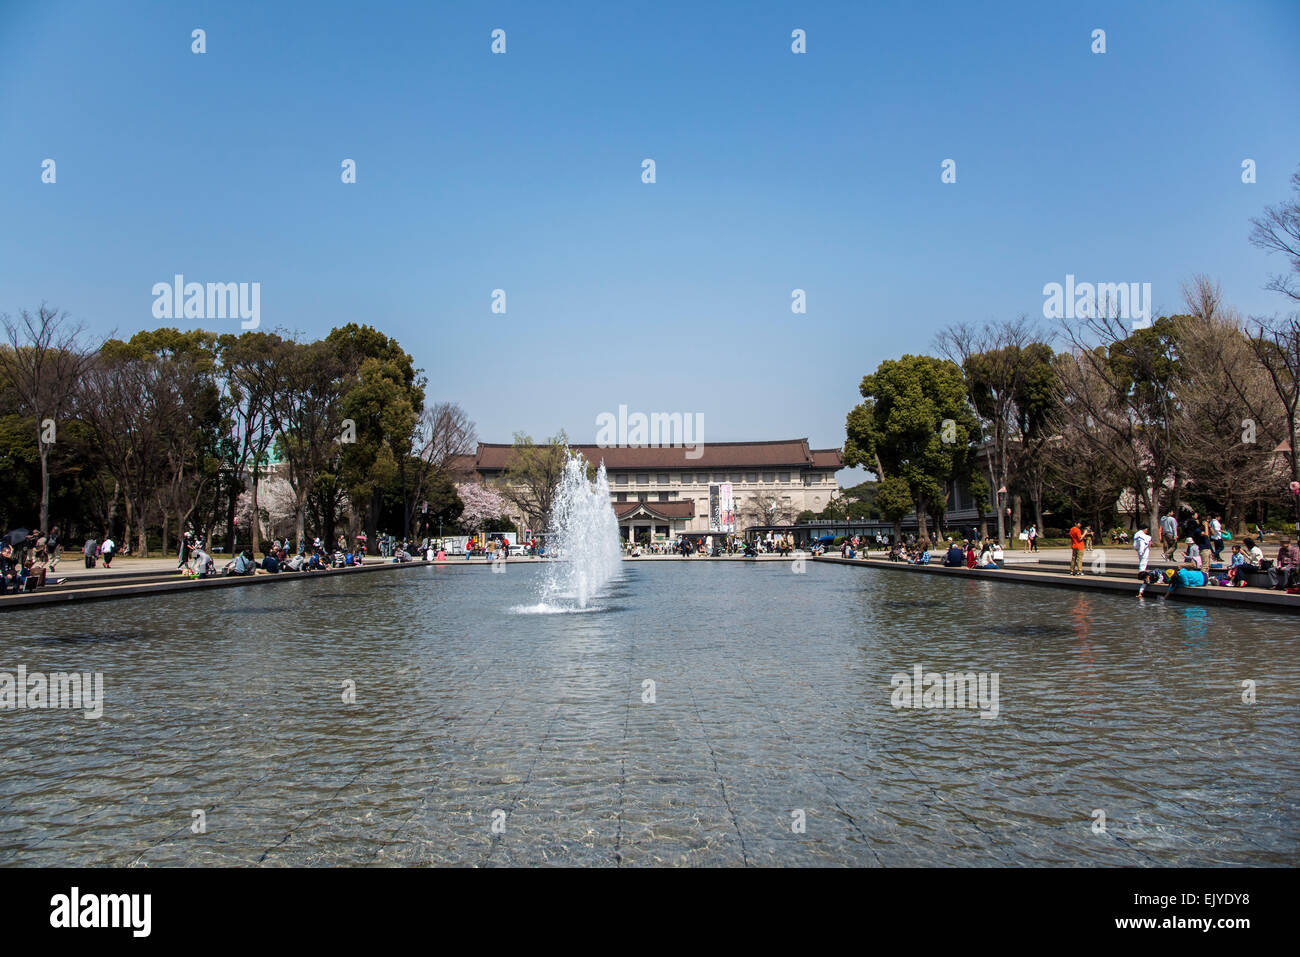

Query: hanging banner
[710,483,735,533]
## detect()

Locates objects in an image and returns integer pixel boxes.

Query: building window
[658,492,669,502]
[681,473,693,484]
[778,472,790,483]
[729,473,740,482]
[636,473,648,485]
[762,472,775,483]
[746,473,757,483]
[711,472,722,482]
[638,493,648,502]
[657,473,668,484]
[616,493,627,503]
[616,474,627,485]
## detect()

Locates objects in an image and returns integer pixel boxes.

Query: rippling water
[1,561,1296,866]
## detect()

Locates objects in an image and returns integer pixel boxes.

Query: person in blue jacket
[1162,566,1205,598]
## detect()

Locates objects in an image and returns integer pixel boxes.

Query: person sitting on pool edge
[943,539,965,566]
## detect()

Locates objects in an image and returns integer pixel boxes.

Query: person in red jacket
[1069,522,1085,576]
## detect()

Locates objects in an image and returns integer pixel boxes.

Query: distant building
[461,439,843,541]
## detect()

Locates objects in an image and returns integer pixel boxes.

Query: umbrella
[3,528,29,548]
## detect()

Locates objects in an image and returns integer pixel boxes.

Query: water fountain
[527,450,623,612]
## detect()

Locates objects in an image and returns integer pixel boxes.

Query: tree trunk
[131,499,148,557]
[249,469,262,555]
[1012,494,1022,539]
[226,487,238,553]
[107,480,120,539]
[38,440,50,533]
[916,494,931,546]
[295,491,307,550]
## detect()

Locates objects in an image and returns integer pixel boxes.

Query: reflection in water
[0,562,1296,867]
[1182,605,1211,654]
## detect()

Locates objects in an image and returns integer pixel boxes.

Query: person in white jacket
[1133,525,1152,572]
[1133,525,1156,595]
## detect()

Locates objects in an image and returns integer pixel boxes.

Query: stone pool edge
[0,560,440,612]
[814,555,1300,613]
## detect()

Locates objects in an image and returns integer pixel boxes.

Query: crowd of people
[1131,517,1300,595]
[885,536,1006,568]
[0,527,62,593]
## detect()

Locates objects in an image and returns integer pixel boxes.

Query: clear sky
[2,0,1298,474]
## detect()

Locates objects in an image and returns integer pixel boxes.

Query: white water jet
[535,451,623,610]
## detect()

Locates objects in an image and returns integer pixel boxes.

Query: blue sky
[2,0,1298,473]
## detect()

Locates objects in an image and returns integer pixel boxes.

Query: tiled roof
[613,501,698,520]
[469,440,842,471]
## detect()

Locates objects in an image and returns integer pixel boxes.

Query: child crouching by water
[1160,565,1206,598]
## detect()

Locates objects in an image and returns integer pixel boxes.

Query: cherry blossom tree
[457,481,508,529]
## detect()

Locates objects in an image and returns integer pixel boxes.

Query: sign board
[709,483,736,534]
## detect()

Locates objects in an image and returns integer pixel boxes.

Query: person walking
[100,535,116,568]
[1029,525,1039,552]
[1209,515,1224,562]
[1068,521,1085,576]
[83,536,98,569]
[1160,511,1178,561]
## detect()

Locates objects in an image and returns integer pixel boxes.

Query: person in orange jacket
[1069,522,1085,576]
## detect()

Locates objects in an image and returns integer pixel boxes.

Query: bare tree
[935,316,1049,544]
[0,305,99,532]
[739,488,796,529]
[1053,299,1182,535]
[1172,305,1285,530]
[499,432,573,532]
[404,401,477,535]
[1181,273,1225,322]
[1250,167,1300,303]
[77,352,164,554]
[216,331,285,554]
[268,338,350,546]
